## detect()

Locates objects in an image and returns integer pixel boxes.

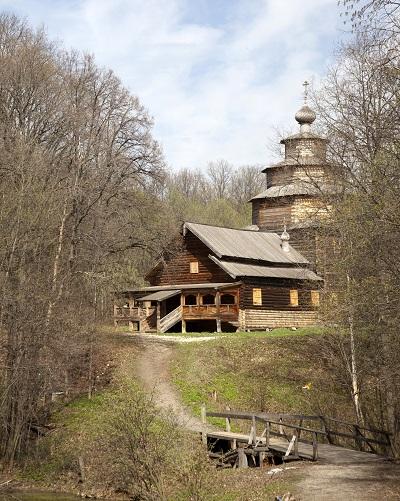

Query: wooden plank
[238,448,248,469]
[284,435,297,457]
[312,432,318,461]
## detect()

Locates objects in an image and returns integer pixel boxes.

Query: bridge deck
[205,429,386,464]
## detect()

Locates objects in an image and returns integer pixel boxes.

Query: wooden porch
[114,285,240,333]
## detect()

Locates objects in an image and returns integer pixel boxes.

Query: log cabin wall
[284,137,327,161]
[239,309,318,329]
[291,197,328,225]
[239,278,319,311]
[289,228,317,270]
[252,198,293,230]
[252,196,326,232]
[147,232,232,286]
[267,167,294,187]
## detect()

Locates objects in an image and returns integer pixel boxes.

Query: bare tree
[315,28,400,454]
[0,13,169,466]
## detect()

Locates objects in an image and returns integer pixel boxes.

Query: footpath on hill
[131,332,400,501]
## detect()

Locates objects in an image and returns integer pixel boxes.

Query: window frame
[252,288,262,306]
[189,261,199,274]
[289,289,299,307]
[311,290,320,307]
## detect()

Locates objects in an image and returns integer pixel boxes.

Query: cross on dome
[295,81,316,131]
[303,80,309,104]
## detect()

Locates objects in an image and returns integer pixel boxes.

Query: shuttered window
[189,261,199,274]
[311,290,320,307]
[252,288,262,305]
[290,289,299,307]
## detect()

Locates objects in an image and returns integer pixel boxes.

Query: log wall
[267,167,294,187]
[147,232,232,286]
[239,308,318,329]
[252,198,292,230]
[252,196,327,232]
[284,137,327,161]
[239,279,320,311]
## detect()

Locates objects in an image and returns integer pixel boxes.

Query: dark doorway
[165,294,180,314]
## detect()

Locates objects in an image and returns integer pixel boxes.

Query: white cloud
[0,0,343,170]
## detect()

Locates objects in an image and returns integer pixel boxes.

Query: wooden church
[114,85,330,333]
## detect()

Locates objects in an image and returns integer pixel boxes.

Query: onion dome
[280,225,290,242]
[295,105,316,125]
[280,225,290,252]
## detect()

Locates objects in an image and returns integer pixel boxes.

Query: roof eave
[183,222,223,258]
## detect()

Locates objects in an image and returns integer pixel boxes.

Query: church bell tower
[250,82,330,267]
[250,82,330,233]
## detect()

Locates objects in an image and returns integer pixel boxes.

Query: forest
[0,1,399,498]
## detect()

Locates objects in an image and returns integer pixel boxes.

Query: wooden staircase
[159,305,182,333]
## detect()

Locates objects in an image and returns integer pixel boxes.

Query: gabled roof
[183,222,308,265]
[209,256,322,281]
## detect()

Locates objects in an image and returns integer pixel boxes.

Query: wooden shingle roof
[209,256,322,281]
[183,222,308,265]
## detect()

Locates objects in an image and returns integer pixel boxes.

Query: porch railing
[114,306,155,319]
[182,304,238,317]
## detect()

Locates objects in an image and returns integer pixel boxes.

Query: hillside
[171,329,354,422]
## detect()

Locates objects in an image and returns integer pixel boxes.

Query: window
[184,294,197,306]
[290,289,299,307]
[189,261,199,273]
[202,294,215,305]
[311,290,320,307]
[252,288,262,305]
[221,294,235,305]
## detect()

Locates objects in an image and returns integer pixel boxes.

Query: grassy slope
[14,328,303,501]
[171,328,354,424]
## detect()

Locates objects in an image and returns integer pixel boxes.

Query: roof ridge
[184,221,278,234]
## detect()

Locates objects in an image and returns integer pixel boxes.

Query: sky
[0,0,346,171]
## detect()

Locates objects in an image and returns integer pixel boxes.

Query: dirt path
[296,460,400,500]
[134,335,211,433]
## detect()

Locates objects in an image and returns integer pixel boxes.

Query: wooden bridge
[200,405,393,468]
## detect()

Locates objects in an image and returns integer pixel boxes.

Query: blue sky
[0,0,346,170]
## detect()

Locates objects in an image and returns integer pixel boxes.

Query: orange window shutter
[290,289,299,306]
[253,288,262,305]
[311,290,320,306]
[190,261,199,273]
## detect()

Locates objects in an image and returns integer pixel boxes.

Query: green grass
[155,327,324,338]
[171,327,352,426]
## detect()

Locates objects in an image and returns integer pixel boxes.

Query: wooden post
[312,432,318,461]
[321,416,333,444]
[225,406,231,432]
[294,428,299,456]
[266,421,270,448]
[182,318,186,334]
[284,435,297,458]
[238,448,248,468]
[216,290,221,333]
[156,302,161,331]
[354,425,363,451]
[279,417,284,436]
[201,403,206,424]
[248,415,256,445]
[201,403,207,444]
[259,451,265,469]
[298,418,303,441]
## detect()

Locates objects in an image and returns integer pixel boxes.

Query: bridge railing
[201,406,393,459]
